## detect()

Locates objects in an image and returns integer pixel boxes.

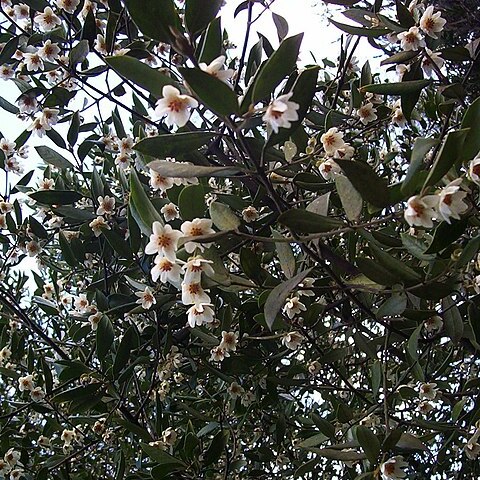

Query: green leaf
[360,79,431,95]
[123,0,182,43]
[180,67,238,116]
[356,426,380,464]
[406,323,424,381]
[335,174,363,220]
[203,430,229,466]
[51,383,102,404]
[178,184,206,220]
[148,160,242,178]
[105,56,175,98]
[335,160,389,208]
[296,433,329,449]
[129,169,163,235]
[376,294,407,317]
[113,326,137,377]
[401,137,439,196]
[0,36,19,66]
[67,111,80,147]
[252,33,303,102]
[134,132,216,158]
[209,201,240,231]
[267,66,320,147]
[395,0,415,28]
[442,296,464,345]
[141,442,186,465]
[29,190,83,205]
[460,96,480,161]
[264,268,312,329]
[199,17,222,63]
[96,315,114,361]
[272,12,289,41]
[59,232,78,267]
[425,219,467,254]
[102,228,134,260]
[329,19,389,37]
[423,129,470,188]
[272,229,296,279]
[185,0,223,37]
[381,50,418,66]
[35,146,74,169]
[69,40,90,66]
[278,209,343,233]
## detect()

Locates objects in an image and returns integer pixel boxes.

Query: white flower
[219,331,238,351]
[298,277,315,297]
[241,390,255,407]
[96,195,116,216]
[162,427,177,446]
[437,179,468,224]
[94,34,107,55]
[419,382,438,400]
[308,360,321,375]
[420,6,446,39]
[392,102,407,127]
[135,286,156,310]
[380,456,408,479]
[31,386,45,402]
[332,143,355,160]
[154,85,198,128]
[398,26,426,51]
[182,256,215,283]
[89,311,102,330]
[263,92,300,134]
[469,155,480,185]
[424,315,443,333]
[396,63,410,80]
[0,346,12,363]
[61,429,76,447]
[242,206,259,223]
[210,346,229,362]
[186,303,215,327]
[40,108,59,128]
[357,102,377,125]
[465,441,480,460]
[26,240,42,257]
[321,127,345,155]
[0,64,14,80]
[228,381,244,399]
[151,256,182,284]
[18,374,35,392]
[24,52,44,72]
[422,49,444,77]
[181,282,211,306]
[34,7,62,32]
[4,448,20,467]
[319,159,341,181]
[74,293,90,313]
[404,195,438,228]
[28,118,46,137]
[5,157,23,174]
[37,435,51,448]
[38,178,55,190]
[144,222,183,262]
[199,55,234,83]
[56,0,80,14]
[89,216,110,237]
[149,169,174,193]
[0,138,15,156]
[283,296,307,319]
[161,202,179,221]
[281,331,304,350]
[38,40,61,62]
[13,3,29,19]
[18,95,37,114]
[417,401,434,415]
[181,218,215,253]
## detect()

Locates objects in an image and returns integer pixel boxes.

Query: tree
[0,0,479,479]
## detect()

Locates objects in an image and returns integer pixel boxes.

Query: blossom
[61,429,76,447]
[437,179,468,224]
[28,118,46,137]
[398,26,426,51]
[357,102,377,125]
[392,102,407,127]
[186,303,215,327]
[182,256,215,283]
[96,195,116,216]
[219,331,238,351]
[210,346,229,362]
[424,315,443,333]
[380,456,408,479]
[228,381,244,399]
[263,92,300,134]
[199,55,234,83]
[281,331,304,350]
[320,127,345,155]
[24,52,44,72]
[181,282,211,306]
[468,155,480,185]
[13,3,29,19]
[56,0,80,13]
[242,206,259,223]
[144,222,183,262]
[4,449,20,467]
[422,49,444,77]
[34,7,62,32]
[162,427,177,446]
[31,386,46,402]
[404,195,438,228]
[319,159,341,180]
[396,63,410,80]
[0,64,14,80]
[181,218,215,253]
[18,374,35,392]
[38,40,61,62]
[0,138,15,156]
[149,170,174,193]
[26,240,41,257]
[38,178,54,190]
[151,256,182,284]
[74,293,90,313]
[89,216,110,237]
[161,202,180,222]
[94,34,108,55]
[465,441,480,460]
[40,108,59,128]
[18,95,37,114]
[283,296,307,319]
[420,6,446,39]
[417,401,434,415]
[332,144,355,160]
[154,85,198,128]
[89,311,102,330]
[135,286,156,310]
[115,152,131,169]
[419,382,438,400]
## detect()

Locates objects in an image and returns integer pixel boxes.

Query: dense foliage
[0,0,479,478]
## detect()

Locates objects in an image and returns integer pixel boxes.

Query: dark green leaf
[178,184,206,221]
[360,79,431,95]
[460,96,480,161]
[330,19,389,37]
[209,201,240,231]
[185,0,223,37]
[425,219,467,254]
[278,209,343,233]
[148,159,242,178]
[30,190,83,205]
[442,297,464,345]
[59,232,78,267]
[356,426,380,464]
[67,111,80,147]
[69,40,90,66]
[203,430,229,466]
[113,326,137,377]
[96,316,114,361]
[35,146,74,169]
[102,228,134,259]
[0,36,19,66]
[272,12,289,41]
